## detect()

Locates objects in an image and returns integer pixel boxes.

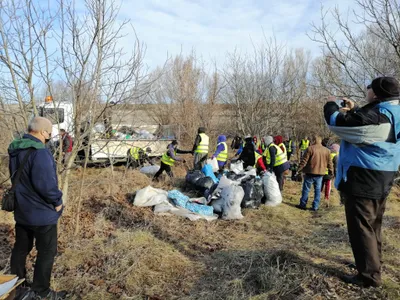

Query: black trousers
[274,170,285,191]
[11,224,58,296]
[341,193,387,286]
[126,156,144,169]
[153,162,174,179]
[287,152,292,161]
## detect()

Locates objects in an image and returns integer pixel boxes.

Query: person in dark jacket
[324,76,400,288]
[231,135,243,150]
[263,136,290,191]
[238,136,256,168]
[8,117,66,299]
[153,141,192,180]
[192,127,209,170]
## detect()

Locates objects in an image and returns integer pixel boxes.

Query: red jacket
[62,134,73,153]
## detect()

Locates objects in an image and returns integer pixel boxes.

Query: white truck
[38,99,175,162]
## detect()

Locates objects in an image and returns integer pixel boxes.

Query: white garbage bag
[230,161,244,174]
[262,172,282,206]
[140,165,160,175]
[206,158,219,173]
[134,186,169,207]
[221,185,244,220]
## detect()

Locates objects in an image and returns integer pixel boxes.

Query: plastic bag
[195,177,215,190]
[221,185,244,220]
[185,202,214,216]
[167,190,214,216]
[240,178,263,209]
[168,190,189,208]
[202,164,219,184]
[140,165,160,175]
[230,161,244,174]
[134,186,169,206]
[262,172,282,206]
[206,158,219,173]
[186,170,205,185]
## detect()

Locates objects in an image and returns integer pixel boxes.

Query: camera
[335,99,347,108]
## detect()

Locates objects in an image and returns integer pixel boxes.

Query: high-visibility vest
[288,140,292,153]
[300,139,310,151]
[326,152,338,175]
[263,143,288,167]
[216,142,228,162]
[195,133,209,154]
[278,143,287,156]
[254,151,262,167]
[129,147,141,160]
[161,147,177,166]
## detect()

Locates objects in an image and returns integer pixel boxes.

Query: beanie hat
[371,77,400,99]
[263,136,273,146]
[198,127,206,133]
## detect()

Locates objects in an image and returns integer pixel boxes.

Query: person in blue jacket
[211,135,228,172]
[8,117,67,299]
[324,77,400,288]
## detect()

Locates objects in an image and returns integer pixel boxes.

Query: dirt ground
[1,165,399,299]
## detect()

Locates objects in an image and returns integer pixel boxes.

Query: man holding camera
[324,77,400,288]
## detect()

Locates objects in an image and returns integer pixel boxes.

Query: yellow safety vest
[263,143,288,167]
[300,139,310,151]
[326,152,338,175]
[195,133,209,154]
[288,140,292,153]
[278,143,287,156]
[216,142,228,162]
[161,149,177,166]
[254,151,262,167]
[129,147,141,160]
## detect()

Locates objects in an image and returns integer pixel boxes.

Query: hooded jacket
[213,135,228,167]
[8,134,63,226]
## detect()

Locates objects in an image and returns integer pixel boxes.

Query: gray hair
[28,117,52,133]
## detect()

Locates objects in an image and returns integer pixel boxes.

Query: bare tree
[147,53,220,145]
[309,0,400,100]
[222,38,310,138]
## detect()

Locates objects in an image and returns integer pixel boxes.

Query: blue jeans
[299,174,323,210]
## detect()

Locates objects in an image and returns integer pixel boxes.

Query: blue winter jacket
[324,99,400,199]
[8,134,63,226]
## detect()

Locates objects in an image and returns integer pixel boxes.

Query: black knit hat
[371,77,400,99]
[198,127,206,133]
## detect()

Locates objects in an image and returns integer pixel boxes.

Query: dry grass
[1,166,399,299]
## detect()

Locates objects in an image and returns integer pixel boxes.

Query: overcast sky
[116,0,362,69]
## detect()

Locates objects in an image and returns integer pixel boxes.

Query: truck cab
[38,97,74,141]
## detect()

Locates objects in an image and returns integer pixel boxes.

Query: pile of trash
[132,159,283,222]
[93,124,159,140]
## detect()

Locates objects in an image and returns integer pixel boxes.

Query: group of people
[153,127,229,180]
[4,76,400,299]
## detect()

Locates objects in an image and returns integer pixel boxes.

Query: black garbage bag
[186,170,205,185]
[240,178,263,209]
[204,183,219,201]
[195,176,214,191]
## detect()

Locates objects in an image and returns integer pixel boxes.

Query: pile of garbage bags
[184,160,283,218]
[133,160,283,222]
